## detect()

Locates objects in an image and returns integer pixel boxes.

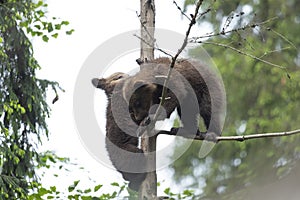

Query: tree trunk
[138,0,157,199]
[140,0,155,61]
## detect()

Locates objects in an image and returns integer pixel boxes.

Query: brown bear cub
[122,57,226,140]
[92,72,146,191]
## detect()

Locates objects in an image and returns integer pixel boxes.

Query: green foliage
[170,0,300,199]
[162,187,197,200]
[28,180,127,200]
[0,0,71,199]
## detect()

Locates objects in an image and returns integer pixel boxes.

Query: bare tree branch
[152,0,204,123]
[217,129,300,142]
[158,129,300,142]
[190,17,278,41]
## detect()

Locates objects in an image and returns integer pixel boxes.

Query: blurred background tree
[170,0,300,199]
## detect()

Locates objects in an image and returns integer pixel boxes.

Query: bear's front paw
[204,132,218,143]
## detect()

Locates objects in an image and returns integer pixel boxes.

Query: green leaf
[47,23,54,32]
[183,189,194,196]
[111,182,119,187]
[48,155,56,163]
[36,10,45,17]
[68,180,80,192]
[61,21,70,26]
[81,196,93,200]
[164,187,170,195]
[94,184,102,192]
[42,35,49,42]
[66,29,75,35]
[34,25,41,30]
[84,188,92,193]
[36,32,43,36]
[13,157,20,164]
[55,24,61,30]
[111,191,117,198]
[38,187,50,196]
[36,1,43,7]
[50,186,56,192]
[164,187,175,196]
[20,21,29,28]
[20,107,26,114]
[51,33,59,38]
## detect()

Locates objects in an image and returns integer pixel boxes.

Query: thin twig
[198,41,286,69]
[190,17,278,41]
[269,28,297,50]
[133,34,173,57]
[173,0,192,21]
[222,11,235,33]
[197,7,212,19]
[259,47,291,59]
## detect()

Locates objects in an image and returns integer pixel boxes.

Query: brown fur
[92,72,146,191]
[123,57,226,138]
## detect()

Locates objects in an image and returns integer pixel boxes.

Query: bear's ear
[91,78,106,89]
[136,58,144,65]
[136,58,150,66]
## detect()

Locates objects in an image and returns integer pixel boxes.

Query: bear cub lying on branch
[123,57,226,139]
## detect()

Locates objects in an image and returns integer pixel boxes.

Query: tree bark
[140,0,155,62]
[138,0,157,199]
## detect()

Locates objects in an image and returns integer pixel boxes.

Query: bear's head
[92,72,129,95]
[122,64,163,124]
[126,80,157,124]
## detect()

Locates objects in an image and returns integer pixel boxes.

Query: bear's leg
[200,111,220,142]
[118,144,147,191]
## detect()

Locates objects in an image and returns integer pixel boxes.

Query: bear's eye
[112,75,123,81]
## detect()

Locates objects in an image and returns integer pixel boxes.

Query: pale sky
[32,0,208,196]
